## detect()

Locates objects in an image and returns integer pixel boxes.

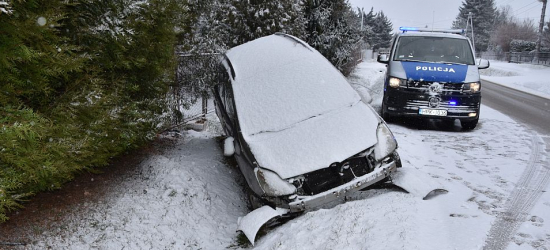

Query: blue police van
[377,27,490,130]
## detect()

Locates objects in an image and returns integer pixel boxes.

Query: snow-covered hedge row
[510,40,536,52]
[0,0,186,222]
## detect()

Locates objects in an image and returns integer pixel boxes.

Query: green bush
[0,0,185,222]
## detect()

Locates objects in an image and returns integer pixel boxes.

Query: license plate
[419,108,447,116]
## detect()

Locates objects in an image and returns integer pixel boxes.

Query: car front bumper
[287,160,398,213]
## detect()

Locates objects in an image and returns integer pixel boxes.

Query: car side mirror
[355,86,373,104]
[477,59,489,69]
[377,54,389,64]
[224,137,235,157]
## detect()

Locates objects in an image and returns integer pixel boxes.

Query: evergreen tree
[361,7,376,47]
[543,21,550,48]
[371,11,393,51]
[220,0,305,47]
[452,0,496,52]
[0,0,84,110]
[302,0,362,75]
[0,0,186,222]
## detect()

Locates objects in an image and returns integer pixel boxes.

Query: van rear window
[393,37,475,65]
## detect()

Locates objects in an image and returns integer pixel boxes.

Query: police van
[377,27,490,130]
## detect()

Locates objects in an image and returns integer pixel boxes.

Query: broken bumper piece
[391,167,448,200]
[289,160,397,212]
[237,205,289,246]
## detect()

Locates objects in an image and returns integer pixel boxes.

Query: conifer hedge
[0,0,185,222]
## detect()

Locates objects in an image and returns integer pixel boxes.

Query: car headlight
[388,77,406,88]
[463,82,480,93]
[255,168,296,196]
[374,122,398,161]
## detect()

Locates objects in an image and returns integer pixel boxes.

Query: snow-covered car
[213,33,402,242]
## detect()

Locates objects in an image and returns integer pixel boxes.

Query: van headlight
[463,82,480,93]
[388,77,406,88]
[255,168,296,196]
[374,122,398,161]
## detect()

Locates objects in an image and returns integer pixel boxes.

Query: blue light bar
[399,27,418,32]
[399,26,465,34]
[449,101,457,106]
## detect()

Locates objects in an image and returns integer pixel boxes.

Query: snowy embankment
[28,60,549,250]
[480,60,550,99]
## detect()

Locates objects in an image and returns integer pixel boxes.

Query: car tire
[393,151,402,168]
[248,194,264,211]
[461,118,478,130]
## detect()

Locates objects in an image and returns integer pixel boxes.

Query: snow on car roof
[224,34,379,178]
[225,34,360,137]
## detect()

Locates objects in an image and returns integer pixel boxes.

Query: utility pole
[360,9,364,61]
[535,0,547,63]
[465,12,476,57]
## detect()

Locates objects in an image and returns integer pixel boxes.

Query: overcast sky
[348,0,549,32]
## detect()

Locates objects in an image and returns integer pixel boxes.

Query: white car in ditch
[213,33,404,244]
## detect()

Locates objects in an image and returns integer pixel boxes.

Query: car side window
[216,64,237,123]
[223,79,236,122]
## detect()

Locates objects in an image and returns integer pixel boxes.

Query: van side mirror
[477,59,490,69]
[355,86,373,104]
[377,54,389,64]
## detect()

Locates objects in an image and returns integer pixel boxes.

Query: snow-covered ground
[26,60,549,250]
[480,61,550,99]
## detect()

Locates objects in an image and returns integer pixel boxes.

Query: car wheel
[461,118,478,130]
[248,193,264,210]
[393,151,402,168]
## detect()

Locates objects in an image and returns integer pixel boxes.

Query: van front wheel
[381,104,393,123]
[461,119,478,130]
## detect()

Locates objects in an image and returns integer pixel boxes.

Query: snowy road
[7,60,550,250]
[482,79,550,136]
[481,79,550,250]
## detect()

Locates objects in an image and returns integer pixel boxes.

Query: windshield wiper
[399,59,424,63]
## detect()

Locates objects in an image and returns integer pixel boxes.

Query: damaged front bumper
[237,161,397,245]
[288,160,397,212]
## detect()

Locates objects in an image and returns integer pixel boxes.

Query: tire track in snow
[483,135,549,250]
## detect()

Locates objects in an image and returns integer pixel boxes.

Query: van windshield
[393,36,475,65]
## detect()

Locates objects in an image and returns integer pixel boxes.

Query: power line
[512,0,539,15]
[515,4,543,17]
[500,0,518,5]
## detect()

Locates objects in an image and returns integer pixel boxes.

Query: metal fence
[169,53,221,125]
[480,51,550,65]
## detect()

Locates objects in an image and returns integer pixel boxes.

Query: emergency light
[399,27,465,35]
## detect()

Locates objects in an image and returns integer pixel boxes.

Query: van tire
[461,119,478,130]
[381,104,393,123]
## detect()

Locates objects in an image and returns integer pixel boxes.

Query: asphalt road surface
[481,79,550,137]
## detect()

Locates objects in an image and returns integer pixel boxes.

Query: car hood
[226,34,360,137]
[243,101,380,179]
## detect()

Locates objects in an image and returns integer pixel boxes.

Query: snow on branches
[0,1,12,15]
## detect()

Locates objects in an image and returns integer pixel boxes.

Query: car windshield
[393,36,475,65]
